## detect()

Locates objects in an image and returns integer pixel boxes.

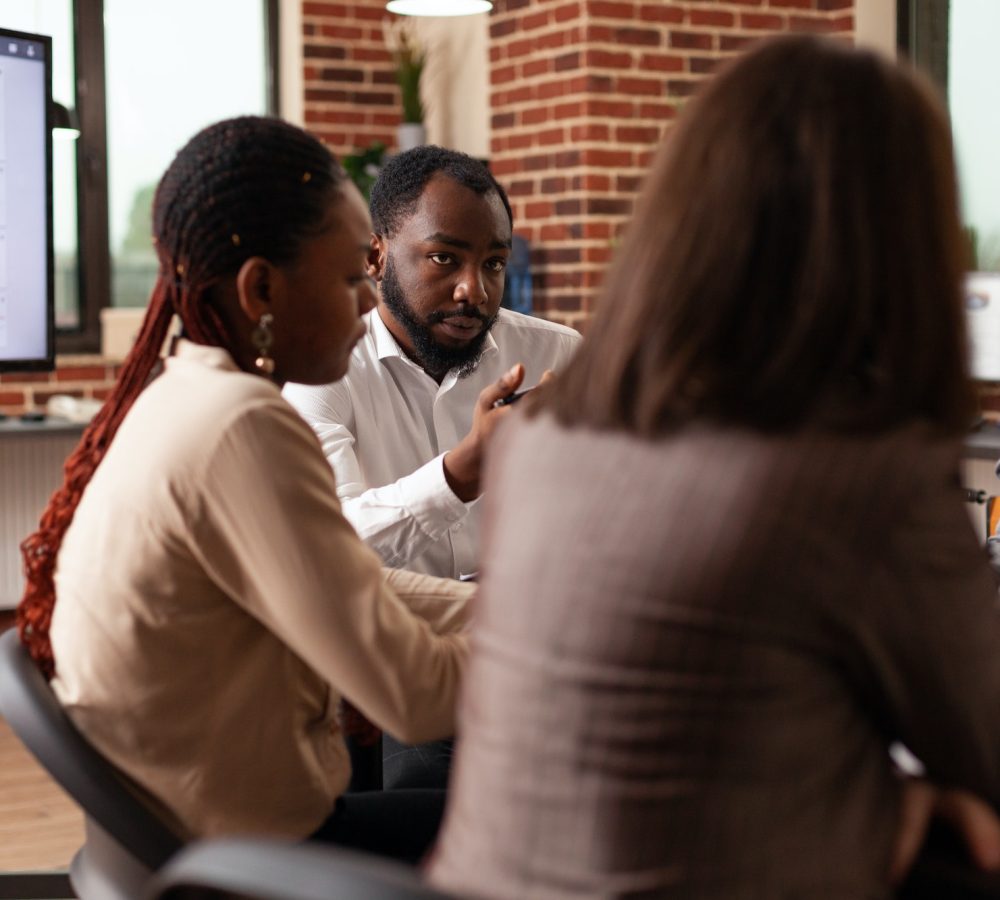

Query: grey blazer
[429,415,1000,900]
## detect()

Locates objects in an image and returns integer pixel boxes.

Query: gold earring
[252,313,275,375]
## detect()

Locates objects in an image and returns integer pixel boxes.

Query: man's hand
[890,780,1000,885]
[443,363,525,502]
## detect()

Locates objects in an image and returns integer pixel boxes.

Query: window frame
[57,0,279,355]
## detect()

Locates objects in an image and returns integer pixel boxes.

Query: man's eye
[429,253,453,265]
[486,258,507,273]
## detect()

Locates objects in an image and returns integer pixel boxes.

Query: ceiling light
[386,0,493,16]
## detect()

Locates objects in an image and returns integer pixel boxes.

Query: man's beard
[380,255,498,378]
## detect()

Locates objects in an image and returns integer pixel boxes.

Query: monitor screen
[0,27,53,373]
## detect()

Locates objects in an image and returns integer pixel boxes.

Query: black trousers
[310,788,446,866]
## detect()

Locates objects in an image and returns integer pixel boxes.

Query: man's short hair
[369,145,513,237]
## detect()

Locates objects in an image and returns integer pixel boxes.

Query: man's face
[371,173,512,378]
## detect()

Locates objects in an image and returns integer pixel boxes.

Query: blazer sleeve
[187,396,469,745]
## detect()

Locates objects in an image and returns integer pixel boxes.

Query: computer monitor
[0,27,53,373]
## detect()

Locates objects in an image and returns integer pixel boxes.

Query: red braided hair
[18,116,344,677]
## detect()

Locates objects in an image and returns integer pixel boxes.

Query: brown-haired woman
[18,116,470,864]
[429,36,1000,898]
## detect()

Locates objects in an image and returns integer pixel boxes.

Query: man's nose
[454,267,488,307]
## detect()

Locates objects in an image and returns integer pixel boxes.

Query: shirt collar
[168,338,241,372]
[369,306,501,370]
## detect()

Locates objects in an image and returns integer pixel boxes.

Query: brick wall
[25,2,1000,422]
[0,360,119,417]
[301,0,402,158]
[488,0,854,331]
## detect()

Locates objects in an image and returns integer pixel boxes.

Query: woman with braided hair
[17,116,471,863]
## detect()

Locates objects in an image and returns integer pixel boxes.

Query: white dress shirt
[283,308,581,578]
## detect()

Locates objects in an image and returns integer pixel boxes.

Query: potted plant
[386,21,426,151]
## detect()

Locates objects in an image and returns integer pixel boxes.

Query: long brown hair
[19,116,346,677]
[545,35,974,437]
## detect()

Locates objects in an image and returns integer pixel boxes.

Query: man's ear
[368,233,387,283]
[235,257,275,321]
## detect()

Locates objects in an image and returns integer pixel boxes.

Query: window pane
[949,0,1000,271]
[104,0,268,308]
[4,0,79,328]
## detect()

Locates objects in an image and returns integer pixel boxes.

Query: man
[284,146,580,580]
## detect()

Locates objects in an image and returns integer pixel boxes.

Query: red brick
[767,0,813,7]
[537,29,570,50]
[523,58,553,78]
[538,78,577,100]
[640,53,684,72]
[541,224,571,241]
[0,371,49,383]
[525,201,555,219]
[554,2,582,23]
[302,2,347,15]
[555,150,582,168]
[616,27,661,46]
[616,125,661,144]
[522,10,550,30]
[637,3,684,23]
[537,127,566,146]
[587,1,635,17]
[574,173,612,191]
[789,14,836,31]
[818,0,852,8]
[570,123,611,141]
[491,18,517,38]
[639,101,675,118]
[523,154,554,172]
[555,51,582,72]
[523,107,550,125]
[541,177,568,194]
[304,45,350,60]
[586,98,635,118]
[583,222,612,240]
[351,47,390,63]
[583,246,614,264]
[318,24,362,40]
[689,56,719,74]
[720,33,759,51]
[55,365,109,382]
[670,30,713,50]
[353,5,388,21]
[581,148,633,168]
[585,49,633,69]
[690,9,735,28]
[617,76,664,97]
[0,391,26,405]
[553,101,585,120]
[507,38,535,59]
[741,12,785,29]
[322,67,363,83]
[491,65,517,85]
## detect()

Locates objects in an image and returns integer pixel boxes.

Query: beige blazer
[51,341,471,838]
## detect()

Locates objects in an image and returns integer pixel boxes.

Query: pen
[493,388,533,408]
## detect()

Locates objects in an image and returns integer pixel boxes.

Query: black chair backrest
[146,838,457,900]
[0,628,184,869]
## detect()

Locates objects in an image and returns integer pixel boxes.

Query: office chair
[145,837,456,899]
[0,628,184,899]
